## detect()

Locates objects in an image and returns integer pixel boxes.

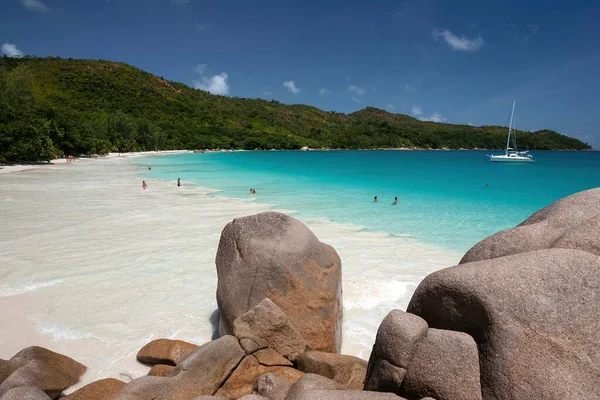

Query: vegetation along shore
[0,56,591,163]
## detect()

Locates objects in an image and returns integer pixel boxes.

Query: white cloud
[319,88,330,96]
[1,43,24,58]
[348,85,366,96]
[351,95,362,103]
[432,29,484,52]
[193,64,229,95]
[19,0,49,12]
[404,83,415,91]
[386,104,396,111]
[468,122,474,126]
[411,105,423,116]
[427,112,447,123]
[283,80,301,94]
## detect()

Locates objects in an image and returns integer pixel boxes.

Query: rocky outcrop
[62,378,126,399]
[136,339,199,366]
[216,212,343,353]
[115,335,245,399]
[461,187,600,263]
[296,351,367,390]
[233,298,308,362]
[408,248,600,400]
[0,346,86,399]
[288,389,406,400]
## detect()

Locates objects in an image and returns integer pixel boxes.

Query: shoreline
[0,155,461,390]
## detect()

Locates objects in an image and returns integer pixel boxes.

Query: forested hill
[0,56,591,162]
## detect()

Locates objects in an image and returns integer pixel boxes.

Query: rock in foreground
[216,212,343,353]
[408,248,600,400]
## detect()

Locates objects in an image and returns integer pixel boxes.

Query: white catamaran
[488,101,534,163]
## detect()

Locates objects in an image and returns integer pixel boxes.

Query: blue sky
[2,0,599,147]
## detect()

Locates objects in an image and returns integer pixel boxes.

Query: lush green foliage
[0,56,591,162]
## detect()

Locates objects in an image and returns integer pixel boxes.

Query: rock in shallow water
[0,346,86,399]
[136,338,199,366]
[216,212,343,353]
[62,378,126,399]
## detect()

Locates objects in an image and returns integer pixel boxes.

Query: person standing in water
[374,196,378,202]
[177,178,181,187]
[142,181,147,190]
[393,197,398,205]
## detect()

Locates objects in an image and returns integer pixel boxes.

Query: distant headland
[0,56,591,163]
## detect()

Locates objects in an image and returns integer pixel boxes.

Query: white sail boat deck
[488,101,534,163]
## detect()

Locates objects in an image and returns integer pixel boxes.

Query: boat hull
[488,155,534,163]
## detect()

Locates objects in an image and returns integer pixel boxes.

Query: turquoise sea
[140,151,600,252]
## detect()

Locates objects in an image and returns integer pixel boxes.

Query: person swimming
[177,178,181,187]
[393,196,398,205]
[148,165,151,170]
[374,196,378,202]
[252,188,256,194]
[142,181,147,190]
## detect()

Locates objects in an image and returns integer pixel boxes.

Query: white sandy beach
[0,154,461,390]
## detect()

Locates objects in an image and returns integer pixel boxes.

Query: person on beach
[393,197,398,205]
[177,178,181,187]
[142,181,147,190]
[374,196,378,202]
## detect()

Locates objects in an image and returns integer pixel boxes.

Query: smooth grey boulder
[461,187,600,263]
[364,310,428,395]
[115,335,245,399]
[216,212,343,353]
[403,328,481,400]
[408,248,600,400]
[0,386,51,400]
[254,373,292,400]
[233,298,308,362]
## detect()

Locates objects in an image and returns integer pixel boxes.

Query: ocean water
[1,151,598,389]
[141,150,600,252]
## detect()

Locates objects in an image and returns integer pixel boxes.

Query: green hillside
[0,56,591,162]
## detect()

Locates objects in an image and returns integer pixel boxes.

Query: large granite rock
[0,347,86,399]
[233,298,308,362]
[115,335,245,399]
[296,351,367,390]
[216,212,343,353]
[461,187,600,263]
[136,339,199,366]
[407,248,600,400]
[365,311,428,395]
[284,373,346,400]
[403,329,481,400]
[147,364,174,377]
[63,378,126,399]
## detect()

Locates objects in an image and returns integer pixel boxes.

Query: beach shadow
[209,309,220,340]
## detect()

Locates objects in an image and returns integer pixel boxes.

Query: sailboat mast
[506,101,515,154]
